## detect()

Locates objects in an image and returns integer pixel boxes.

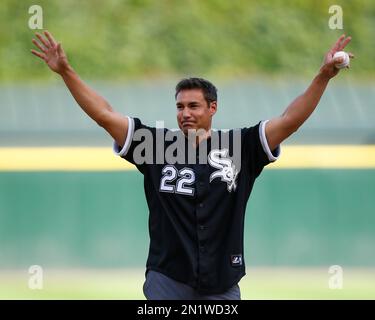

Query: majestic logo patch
[208,149,239,192]
[230,254,243,267]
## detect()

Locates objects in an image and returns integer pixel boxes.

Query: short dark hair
[175,77,217,104]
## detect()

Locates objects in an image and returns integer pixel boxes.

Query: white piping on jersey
[113,116,135,157]
[259,120,281,162]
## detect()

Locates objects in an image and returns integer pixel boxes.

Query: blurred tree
[0,0,374,82]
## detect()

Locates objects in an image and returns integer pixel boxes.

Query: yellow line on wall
[272,145,375,169]
[0,146,374,171]
[0,147,135,171]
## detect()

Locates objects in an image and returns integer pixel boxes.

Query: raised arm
[31,31,128,147]
[265,35,354,151]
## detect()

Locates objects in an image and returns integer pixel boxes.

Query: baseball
[333,51,350,69]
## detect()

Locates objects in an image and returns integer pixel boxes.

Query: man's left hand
[319,34,354,80]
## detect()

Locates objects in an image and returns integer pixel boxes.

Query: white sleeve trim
[259,120,281,162]
[113,116,135,157]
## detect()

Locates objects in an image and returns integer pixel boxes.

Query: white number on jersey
[176,168,195,195]
[159,165,178,192]
[159,165,195,196]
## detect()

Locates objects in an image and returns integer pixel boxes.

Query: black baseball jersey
[113,117,280,294]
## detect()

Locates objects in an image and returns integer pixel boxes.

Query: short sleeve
[113,117,154,173]
[242,120,281,177]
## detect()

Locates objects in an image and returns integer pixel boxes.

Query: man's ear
[209,101,217,116]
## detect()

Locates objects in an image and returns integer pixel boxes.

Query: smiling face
[176,89,217,135]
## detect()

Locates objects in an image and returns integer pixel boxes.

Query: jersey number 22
[159,165,195,196]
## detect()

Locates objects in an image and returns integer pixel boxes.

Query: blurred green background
[1,0,375,81]
[0,0,374,299]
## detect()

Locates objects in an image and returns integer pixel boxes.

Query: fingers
[328,57,341,67]
[339,36,351,51]
[57,43,63,55]
[44,30,57,47]
[331,34,352,52]
[346,52,355,68]
[326,54,344,68]
[330,34,346,52]
[30,49,46,60]
[333,57,343,64]
[35,32,50,49]
[32,38,46,53]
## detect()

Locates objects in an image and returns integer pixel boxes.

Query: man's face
[176,89,217,135]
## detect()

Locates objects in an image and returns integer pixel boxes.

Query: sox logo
[208,149,239,192]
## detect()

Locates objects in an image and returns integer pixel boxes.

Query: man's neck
[193,128,212,148]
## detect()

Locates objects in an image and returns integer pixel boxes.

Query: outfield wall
[1,168,374,268]
[1,80,374,146]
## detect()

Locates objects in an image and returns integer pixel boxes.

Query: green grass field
[1,268,374,300]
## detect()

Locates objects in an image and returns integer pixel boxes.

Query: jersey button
[199,203,204,208]
[199,245,206,253]
[199,182,204,187]
[199,225,206,230]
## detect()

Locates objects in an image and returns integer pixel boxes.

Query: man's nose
[182,108,191,119]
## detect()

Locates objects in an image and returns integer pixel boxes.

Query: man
[31,31,353,300]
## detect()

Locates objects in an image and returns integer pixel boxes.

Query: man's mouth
[182,122,195,127]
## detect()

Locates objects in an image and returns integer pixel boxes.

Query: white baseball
[333,51,350,69]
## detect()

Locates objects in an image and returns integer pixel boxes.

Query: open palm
[31,31,69,74]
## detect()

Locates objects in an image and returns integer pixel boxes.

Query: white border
[113,116,135,157]
[259,120,281,162]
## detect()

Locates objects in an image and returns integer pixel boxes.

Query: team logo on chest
[208,149,239,192]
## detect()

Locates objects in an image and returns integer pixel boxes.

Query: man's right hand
[31,31,70,75]
[30,30,129,148]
